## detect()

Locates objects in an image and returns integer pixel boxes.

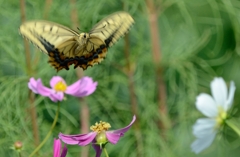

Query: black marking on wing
[38,35,107,71]
[104,35,113,47]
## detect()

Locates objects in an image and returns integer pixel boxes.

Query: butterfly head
[78,33,90,45]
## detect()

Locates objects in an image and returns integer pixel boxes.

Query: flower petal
[225,81,236,111]
[191,132,216,154]
[60,144,68,157]
[49,92,64,102]
[53,138,61,157]
[28,77,40,93]
[65,76,98,97]
[105,132,122,144]
[192,118,216,137]
[92,140,102,157]
[36,79,52,97]
[59,132,97,146]
[191,118,217,154]
[211,77,227,108]
[106,115,136,144]
[50,76,66,89]
[196,93,218,117]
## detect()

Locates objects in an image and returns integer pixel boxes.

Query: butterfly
[19,11,134,71]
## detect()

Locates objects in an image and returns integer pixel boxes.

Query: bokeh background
[1,0,240,156]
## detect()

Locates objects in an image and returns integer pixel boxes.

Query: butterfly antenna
[77,27,86,33]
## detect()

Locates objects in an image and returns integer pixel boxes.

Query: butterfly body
[19,12,134,71]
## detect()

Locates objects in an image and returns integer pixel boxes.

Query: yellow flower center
[54,81,67,92]
[90,121,111,133]
[215,106,227,128]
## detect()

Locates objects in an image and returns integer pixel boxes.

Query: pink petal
[36,79,52,97]
[105,132,121,144]
[65,79,82,95]
[49,92,64,102]
[50,76,66,89]
[28,77,40,93]
[65,76,98,97]
[59,132,97,146]
[92,140,102,157]
[53,139,61,157]
[60,144,68,157]
[106,115,136,144]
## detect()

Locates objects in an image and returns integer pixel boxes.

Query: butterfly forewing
[90,12,134,47]
[19,11,134,71]
[20,21,78,52]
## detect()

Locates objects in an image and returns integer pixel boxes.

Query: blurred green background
[1,0,240,156]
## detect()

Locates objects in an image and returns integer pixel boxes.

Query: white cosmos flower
[191,77,236,154]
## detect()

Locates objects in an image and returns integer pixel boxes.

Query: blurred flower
[28,76,97,102]
[14,141,23,150]
[59,115,136,157]
[191,77,236,154]
[53,138,68,157]
[11,141,23,152]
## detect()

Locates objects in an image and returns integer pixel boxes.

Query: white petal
[191,132,216,154]
[211,77,227,107]
[192,118,216,137]
[224,81,236,111]
[196,94,218,117]
[191,118,217,154]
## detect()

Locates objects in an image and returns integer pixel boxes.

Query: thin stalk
[28,92,39,149]
[69,1,90,157]
[43,0,53,19]
[145,0,171,135]
[226,119,240,137]
[20,0,40,149]
[29,102,60,157]
[124,34,143,157]
[79,100,90,157]
[103,147,109,157]
[19,0,31,72]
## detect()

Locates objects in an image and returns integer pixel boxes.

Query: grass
[1,0,240,156]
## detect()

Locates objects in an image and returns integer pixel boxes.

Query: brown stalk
[124,34,143,157]
[19,0,40,149]
[69,0,89,157]
[43,0,53,19]
[145,0,171,134]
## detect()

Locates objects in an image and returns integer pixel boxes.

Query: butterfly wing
[19,21,79,54]
[19,21,85,70]
[89,11,134,48]
[79,11,134,69]
[19,12,134,71]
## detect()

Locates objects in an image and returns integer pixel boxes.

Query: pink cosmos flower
[53,139,68,157]
[59,115,136,157]
[28,76,98,102]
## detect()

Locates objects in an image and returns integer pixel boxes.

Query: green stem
[226,119,240,136]
[29,102,60,157]
[18,152,22,157]
[103,147,109,157]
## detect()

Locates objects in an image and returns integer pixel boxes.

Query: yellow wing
[19,11,134,71]
[89,11,134,47]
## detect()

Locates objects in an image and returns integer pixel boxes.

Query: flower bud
[14,141,23,151]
